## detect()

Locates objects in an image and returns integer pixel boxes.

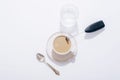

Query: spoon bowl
[36,53,45,62]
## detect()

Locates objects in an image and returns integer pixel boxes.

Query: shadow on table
[84,28,105,39]
[47,53,76,66]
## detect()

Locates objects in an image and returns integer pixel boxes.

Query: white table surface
[0,0,120,80]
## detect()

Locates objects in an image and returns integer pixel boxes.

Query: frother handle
[85,20,105,33]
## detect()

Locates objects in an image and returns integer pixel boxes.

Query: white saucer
[46,32,77,62]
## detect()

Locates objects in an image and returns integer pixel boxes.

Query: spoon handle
[45,62,60,76]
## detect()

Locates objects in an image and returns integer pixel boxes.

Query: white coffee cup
[52,33,74,61]
[46,32,77,62]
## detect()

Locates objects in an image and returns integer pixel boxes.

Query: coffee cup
[46,32,77,62]
[52,33,74,61]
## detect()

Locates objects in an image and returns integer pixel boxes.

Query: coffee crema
[53,35,71,54]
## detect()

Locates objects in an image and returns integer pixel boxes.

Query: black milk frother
[85,20,105,33]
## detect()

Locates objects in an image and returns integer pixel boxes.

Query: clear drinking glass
[60,5,79,36]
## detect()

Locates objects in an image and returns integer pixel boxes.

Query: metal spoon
[36,53,60,76]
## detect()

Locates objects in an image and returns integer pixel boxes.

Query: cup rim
[52,34,72,55]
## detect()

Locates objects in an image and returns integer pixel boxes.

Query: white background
[0,0,120,80]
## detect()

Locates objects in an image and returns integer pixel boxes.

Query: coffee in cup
[53,35,71,55]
